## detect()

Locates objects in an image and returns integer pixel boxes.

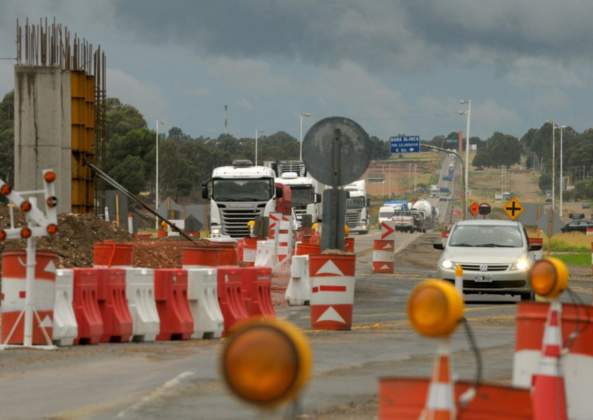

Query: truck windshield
[347,197,365,209]
[449,225,524,248]
[290,186,315,206]
[212,178,273,202]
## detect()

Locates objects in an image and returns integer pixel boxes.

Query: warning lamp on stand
[0,183,11,196]
[43,170,56,184]
[46,224,58,235]
[46,196,58,208]
[0,229,6,241]
[220,318,312,411]
[20,200,32,213]
[20,227,32,239]
[529,257,568,299]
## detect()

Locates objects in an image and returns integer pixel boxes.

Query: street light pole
[551,122,556,211]
[558,125,567,218]
[255,129,264,165]
[155,119,165,230]
[299,112,311,161]
[460,100,471,209]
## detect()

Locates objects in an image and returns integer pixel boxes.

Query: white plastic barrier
[187,268,224,339]
[52,269,78,346]
[124,268,160,342]
[255,240,277,268]
[285,255,310,306]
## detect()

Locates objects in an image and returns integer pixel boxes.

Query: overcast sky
[1,0,592,140]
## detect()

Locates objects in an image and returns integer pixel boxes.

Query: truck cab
[202,160,278,238]
[344,180,369,234]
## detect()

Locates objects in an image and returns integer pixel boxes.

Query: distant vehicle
[502,192,513,200]
[494,193,503,201]
[561,220,593,234]
[411,200,437,231]
[384,199,409,211]
[430,185,440,197]
[440,186,450,194]
[378,206,395,224]
[202,160,278,238]
[393,210,415,233]
[434,219,542,300]
[344,180,369,234]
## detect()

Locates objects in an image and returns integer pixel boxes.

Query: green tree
[0,91,14,182]
[109,155,146,194]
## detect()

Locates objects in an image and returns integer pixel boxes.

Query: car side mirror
[433,243,444,250]
[201,182,209,200]
[529,244,543,251]
[275,186,283,199]
[315,193,321,204]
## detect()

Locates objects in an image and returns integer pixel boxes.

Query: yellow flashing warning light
[344,224,350,236]
[221,318,312,408]
[247,220,256,229]
[312,223,319,233]
[529,257,568,299]
[408,279,464,338]
[455,264,463,278]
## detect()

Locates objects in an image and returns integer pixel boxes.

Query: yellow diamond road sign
[504,198,523,220]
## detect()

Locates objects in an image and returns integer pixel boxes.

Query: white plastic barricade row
[285,255,311,306]
[124,268,160,342]
[52,269,78,346]
[187,268,224,339]
[255,240,277,268]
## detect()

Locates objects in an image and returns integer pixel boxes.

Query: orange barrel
[309,254,356,330]
[93,241,134,267]
[1,250,57,345]
[296,242,321,256]
[372,240,395,273]
[344,237,355,253]
[182,246,239,267]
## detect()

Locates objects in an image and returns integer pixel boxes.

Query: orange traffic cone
[531,301,567,420]
[420,341,456,419]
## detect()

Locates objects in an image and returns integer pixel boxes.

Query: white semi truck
[344,180,369,234]
[202,160,278,238]
[269,160,322,226]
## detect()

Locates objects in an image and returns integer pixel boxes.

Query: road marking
[116,371,196,418]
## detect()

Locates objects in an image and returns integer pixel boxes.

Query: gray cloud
[114,0,593,71]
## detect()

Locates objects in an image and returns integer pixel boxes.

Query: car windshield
[379,211,393,218]
[449,225,524,248]
[347,197,365,209]
[212,178,273,202]
[290,186,315,206]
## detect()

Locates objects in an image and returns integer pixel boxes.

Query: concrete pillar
[14,66,71,213]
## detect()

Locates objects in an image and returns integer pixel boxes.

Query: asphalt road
[0,231,590,419]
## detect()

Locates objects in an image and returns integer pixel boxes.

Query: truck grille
[460,264,509,272]
[221,208,263,238]
[346,210,361,226]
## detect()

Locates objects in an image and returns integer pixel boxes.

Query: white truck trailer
[344,180,369,234]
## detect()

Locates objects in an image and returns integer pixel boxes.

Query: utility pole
[299,112,311,161]
[559,125,567,217]
[459,100,471,207]
[551,121,556,211]
[255,129,264,166]
[155,120,165,230]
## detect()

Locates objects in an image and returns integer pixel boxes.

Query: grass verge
[552,252,591,267]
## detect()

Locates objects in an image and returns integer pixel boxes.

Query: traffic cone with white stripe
[420,340,456,420]
[531,301,567,420]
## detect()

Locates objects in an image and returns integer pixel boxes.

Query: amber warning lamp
[220,318,312,409]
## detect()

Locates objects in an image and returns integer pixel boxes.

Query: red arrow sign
[381,222,396,240]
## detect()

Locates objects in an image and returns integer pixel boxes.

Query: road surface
[0,231,591,419]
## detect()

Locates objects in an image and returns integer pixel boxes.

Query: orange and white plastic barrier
[238,237,258,266]
[254,240,277,269]
[124,268,160,342]
[380,221,396,241]
[285,255,311,306]
[372,240,394,274]
[53,269,78,346]
[309,254,356,330]
[187,268,224,339]
[513,302,593,419]
[420,341,456,419]
[1,250,57,345]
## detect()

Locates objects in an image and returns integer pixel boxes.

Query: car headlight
[211,226,221,236]
[441,259,453,270]
[512,257,531,272]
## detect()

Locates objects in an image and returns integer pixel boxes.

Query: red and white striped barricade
[285,255,311,306]
[372,240,395,274]
[380,221,396,241]
[238,237,258,266]
[1,250,57,346]
[309,254,356,330]
[53,269,78,346]
[513,302,593,419]
[186,267,224,339]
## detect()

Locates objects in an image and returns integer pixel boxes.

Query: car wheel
[520,292,534,301]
